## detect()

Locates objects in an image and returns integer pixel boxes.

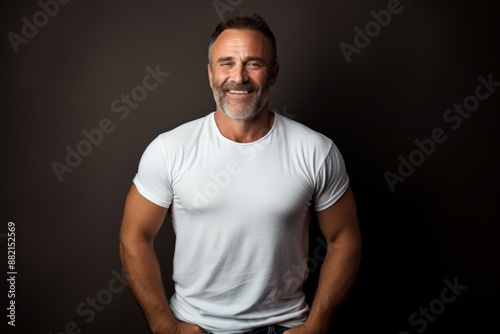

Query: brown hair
[208,12,277,66]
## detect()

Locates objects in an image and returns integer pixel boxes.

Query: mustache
[221,82,259,92]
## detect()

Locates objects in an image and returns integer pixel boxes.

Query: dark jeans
[203,325,289,334]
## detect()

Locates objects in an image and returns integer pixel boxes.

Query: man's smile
[226,89,255,97]
[228,90,252,94]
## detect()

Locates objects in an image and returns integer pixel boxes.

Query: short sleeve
[133,136,172,208]
[313,142,349,211]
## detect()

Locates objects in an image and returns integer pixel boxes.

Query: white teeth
[229,90,249,94]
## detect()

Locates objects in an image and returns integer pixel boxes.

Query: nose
[230,62,248,84]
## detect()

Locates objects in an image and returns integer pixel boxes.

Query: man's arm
[286,186,362,334]
[119,184,203,334]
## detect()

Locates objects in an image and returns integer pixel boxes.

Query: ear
[207,63,213,89]
[269,62,279,87]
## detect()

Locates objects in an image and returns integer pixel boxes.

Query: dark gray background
[3,0,499,333]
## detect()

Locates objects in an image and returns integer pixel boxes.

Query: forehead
[211,29,272,60]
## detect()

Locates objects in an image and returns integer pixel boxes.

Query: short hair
[208,12,278,66]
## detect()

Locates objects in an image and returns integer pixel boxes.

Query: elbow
[352,232,362,266]
[118,229,136,263]
[119,232,153,262]
[119,238,130,264]
[348,226,362,264]
[329,233,362,268]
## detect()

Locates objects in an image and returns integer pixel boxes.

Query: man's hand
[283,324,316,334]
[166,321,204,334]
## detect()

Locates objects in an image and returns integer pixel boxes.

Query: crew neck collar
[210,111,278,146]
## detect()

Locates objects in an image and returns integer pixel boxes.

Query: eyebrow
[216,56,266,64]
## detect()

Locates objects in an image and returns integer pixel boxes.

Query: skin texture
[119,28,361,334]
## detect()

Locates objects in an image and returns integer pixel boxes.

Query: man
[119,12,361,334]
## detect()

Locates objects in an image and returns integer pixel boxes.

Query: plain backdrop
[3,0,499,333]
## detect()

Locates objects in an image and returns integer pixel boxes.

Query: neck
[214,107,274,143]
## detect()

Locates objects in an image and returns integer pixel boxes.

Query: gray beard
[211,79,270,121]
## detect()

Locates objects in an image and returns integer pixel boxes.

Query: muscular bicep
[119,184,168,245]
[316,186,361,249]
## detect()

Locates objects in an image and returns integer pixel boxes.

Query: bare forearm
[120,239,176,333]
[305,241,361,334]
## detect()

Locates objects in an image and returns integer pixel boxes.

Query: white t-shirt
[133,111,349,333]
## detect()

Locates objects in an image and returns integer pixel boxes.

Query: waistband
[203,324,289,334]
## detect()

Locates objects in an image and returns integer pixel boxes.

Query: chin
[224,111,259,121]
[220,102,262,121]
[223,108,260,121]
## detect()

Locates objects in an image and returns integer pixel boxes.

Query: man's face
[208,29,278,120]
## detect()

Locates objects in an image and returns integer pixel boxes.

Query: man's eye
[248,63,261,68]
[221,63,232,67]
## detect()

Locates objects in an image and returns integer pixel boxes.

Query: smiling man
[119,13,361,334]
